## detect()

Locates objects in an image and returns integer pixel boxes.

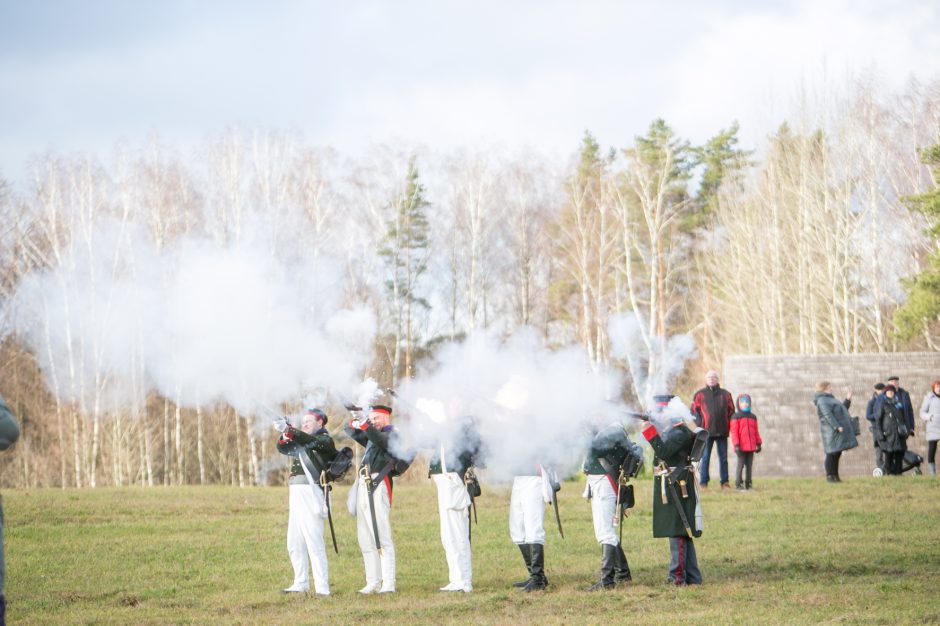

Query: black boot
[512,543,532,588]
[523,543,548,592]
[826,475,838,483]
[586,544,616,591]
[613,543,632,583]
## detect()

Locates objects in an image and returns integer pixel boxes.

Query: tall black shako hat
[652,394,674,412]
[306,408,328,425]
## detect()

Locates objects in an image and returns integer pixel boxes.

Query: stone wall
[721,352,940,477]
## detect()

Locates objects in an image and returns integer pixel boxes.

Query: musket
[321,470,339,554]
[360,464,383,553]
[620,410,652,422]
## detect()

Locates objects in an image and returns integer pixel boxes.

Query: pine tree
[380,158,431,380]
[896,129,940,348]
[691,121,753,228]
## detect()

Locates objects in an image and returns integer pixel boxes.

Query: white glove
[273,417,289,433]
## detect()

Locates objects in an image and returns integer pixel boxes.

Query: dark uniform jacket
[345,423,397,476]
[582,423,631,476]
[276,426,337,483]
[876,398,909,453]
[642,421,702,539]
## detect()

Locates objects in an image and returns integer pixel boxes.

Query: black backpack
[308,446,354,483]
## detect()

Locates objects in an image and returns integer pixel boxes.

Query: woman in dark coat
[875,385,909,475]
[813,381,858,482]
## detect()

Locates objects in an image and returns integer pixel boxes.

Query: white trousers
[356,474,395,592]
[433,473,472,590]
[287,484,330,595]
[587,474,619,546]
[509,476,546,545]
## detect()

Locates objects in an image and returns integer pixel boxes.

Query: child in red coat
[730,394,762,490]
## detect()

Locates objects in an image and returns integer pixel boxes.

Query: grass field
[4,475,940,625]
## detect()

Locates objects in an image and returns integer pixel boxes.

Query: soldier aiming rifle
[344,403,410,594]
[638,395,707,586]
[582,419,642,591]
[272,407,338,596]
[427,417,484,593]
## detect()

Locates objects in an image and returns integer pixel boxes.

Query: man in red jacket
[691,371,736,490]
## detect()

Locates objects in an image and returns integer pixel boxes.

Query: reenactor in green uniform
[274,408,337,595]
[427,419,483,593]
[582,421,635,590]
[0,394,20,624]
[345,405,401,594]
[640,397,704,585]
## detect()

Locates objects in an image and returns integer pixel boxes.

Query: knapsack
[308,446,354,483]
[324,446,354,482]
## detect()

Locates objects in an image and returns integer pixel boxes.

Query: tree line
[0,74,938,488]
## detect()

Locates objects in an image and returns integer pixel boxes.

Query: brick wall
[721,352,940,477]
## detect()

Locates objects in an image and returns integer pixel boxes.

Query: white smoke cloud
[6,217,377,420]
[389,328,627,482]
[607,312,698,410]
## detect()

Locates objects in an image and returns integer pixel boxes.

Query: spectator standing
[866,383,886,471]
[886,376,915,438]
[813,382,858,482]
[691,370,735,490]
[729,394,762,491]
[919,380,940,476]
[875,385,909,475]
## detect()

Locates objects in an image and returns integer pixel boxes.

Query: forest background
[1,70,939,489]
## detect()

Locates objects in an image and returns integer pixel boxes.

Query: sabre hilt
[359,463,373,487]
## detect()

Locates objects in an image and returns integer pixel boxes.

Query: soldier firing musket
[344,403,408,595]
[427,416,484,593]
[581,419,642,591]
[639,395,707,586]
[507,458,559,593]
[272,407,338,596]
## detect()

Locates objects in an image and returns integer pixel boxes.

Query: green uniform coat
[642,422,702,539]
[582,423,631,476]
[276,426,337,481]
[345,423,397,476]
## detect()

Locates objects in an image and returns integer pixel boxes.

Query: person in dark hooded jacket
[729,394,762,490]
[875,385,909,475]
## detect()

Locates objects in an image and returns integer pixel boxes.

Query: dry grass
[5,474,940,624]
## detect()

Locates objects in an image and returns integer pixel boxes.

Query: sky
[2,0,939,182]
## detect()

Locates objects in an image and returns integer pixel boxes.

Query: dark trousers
[824,451,842,478]
[928,440,937,464]
[667,537,702,585]
[735,451,754,488]
[700,436,728,486]
[884,450,904,475]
